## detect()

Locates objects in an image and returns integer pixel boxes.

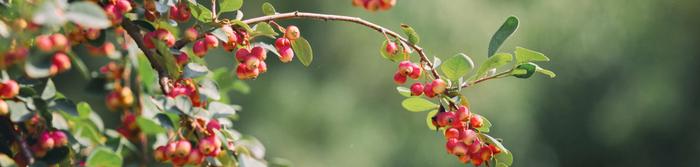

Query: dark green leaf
[231,20,253,32]
[219,0,243,14]
[136,116,166,135]
[440,53,474,81]
[512,63,536,79]
[400,24,420,44]
[252,22,278,38]
[291,37,313,67]
[85,147,122,167]
[132,20,156,32]
[188,1,214,23]
[401,97,438,112]
[137,55,156,92]
[155,113,179,130]
[66,2,111,29]
[66,52,90,79]
[488,16,519,57]
[49,98,79,117]
[261,2,276,16]
[514,47,549,64]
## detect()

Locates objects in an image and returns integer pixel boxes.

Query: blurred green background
[55,0,700,166]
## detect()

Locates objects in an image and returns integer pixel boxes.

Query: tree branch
[173,11,442,80]
[120,19,171,94]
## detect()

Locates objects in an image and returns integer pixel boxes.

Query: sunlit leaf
[441,53,474,81]
[426,110,438,130]
[188,1,214,23]
[136,116,166,135]
[401,97,438,112]
[474,53,513,79]
[396,86,411,97]
[291,37,313,67]
[261,2,276,16]
[514,47,549,64]
[86,147,122,167]
[219,0,243,14]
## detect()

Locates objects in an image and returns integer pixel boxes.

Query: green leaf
[475,115,492,133]
[211,27,231,42]
[66,52,90,79]
[291,37,313,67]
[155,113,179,130]
[514,47,549,64]
[188,1,214,23]
[232,80,250,94]
[174,95,192,114]
[199,79,221,101]
[25,57,52,78]
[50,98,79,117]
[426,110,438,130]
[401,97,438,112]
[231,19,253,32]
[183,63,209,79]
[396,86,411,97]
[479,133,510,154]
[440,53,474,81]
[261,2,276,16]
[7,101,31,122]
[208,102,237,118]
[512,63,536,79]
[40,79,56,100]
[136,116,166,135]
[86,147,122,167]
[66,2,111,29]
[76,102,93,119]
[252,22,278,38]
[400,24,420,44]
[132,20,155,32]
[153,40,180,79]
[137,54,156,92]
[219,0,243,14]
[474,53,513,79]
[488,16,519,57]
[535,64,557,78]
[495,151,514,167]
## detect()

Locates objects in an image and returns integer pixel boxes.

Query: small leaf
[153,40,180,79]
[474,53,513,79]
[32,2,67,27]
[261,2,276,16]
[440,53,474,81]
[514,47,549,64]
[488,16,519,57]
[50,98,79,117]
[400,24,420,44]
[183,63,209,78]
[76,102,93,119]
[426,110,438,130]
[208,102,237,118]
[136,116,166,135]
[291,37,313,67]
[232,80,250,94]
[66,2,111,29]
[512,63,536,79]
[155,113,179,130]
[174,95,192,114]
[40,79,56,100]
[25,58,52,78]
[475,115,492,133]
[252,22,278,38]
[396,86,411,97]
[137,55,156,92]
[535,64,557,78]
[231,19,253,32]
[199,79,221,100]
[85,147,122,167]
[219,0,243,14]
[211,27,231,42]
[132,20,156,32]
[188,1,214,23]
[401,97,438,112]
[7,101,31,122]
[66,52,90,79]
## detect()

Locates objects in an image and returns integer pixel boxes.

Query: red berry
[49,34,68,51]
[459,129,477,145]
[51,131,68,147]
[468,138,481,154]
[444,127,459,139]
[423,82,436,98]
[393,72,407,84]
[470,114,483,128]
[52,52,72,73]
[397,61,413,76]
[385,41,398,55]
[36,35,53,52]
[155,29,175,47]
[204,34,219,49]
[235,48,251,62]
[143,32,156,49]
[186,149,204,165]
[168,6,180,20]
[115,0,132,13]
[431,79,447,94]
[275,38,291,48]
[0,80,20,99]
[258,61,268,73]
[176,52,189,65]
[408,64,422,79]
[165,142,178,158]
[456,106,470,121]
[445,138,459,154]
[174,140,192,157]
[193,40,208,57]
[154,146,168,162]
[184,27,198,41]
[488,144,502,154]
[39,131,55,149]
[452,143,469,156]
[251,46,267,60]
[198,136,221,156]
[285,25,300,40]
[206,120,221,133]
[379,0,396,10]
[277,46,294,63]
[410,83,423,96]
[435,111,457,127]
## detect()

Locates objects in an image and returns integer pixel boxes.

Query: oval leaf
[426,110,438,130]
[183,63,209,79]
[488,16,519,57]
[400,24,420,44]
[66,2,111,29]
[401,97,438,112]
[396,86,411,97]
[514,47,549,64]
[291,37,313,67]
[86,147,122,167]
[136,116,166,135]
[441,53,474,81]
[188,1,214,23]
[219,0,243,14]
[261,2,276,16]
[474,53,513,79]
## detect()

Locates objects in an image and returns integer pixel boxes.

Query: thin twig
[120,19,171,94]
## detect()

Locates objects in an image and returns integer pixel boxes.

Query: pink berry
[193,40,208,57]
[385,41,398,55]
[39,131,55,149]
[174,140,192,157]
[285,25,300,40]
[393,72,407,84]
[431,79,447,94]
[410,83,423,96]
[435,111,456,127]
[51,131,68,147]
[184,27,198,41]
[277,46,294,63]
[204,34,219,49]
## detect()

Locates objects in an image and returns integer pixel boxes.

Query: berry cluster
[154,120,227,166]
[103,0,133,24]
[169,2,191,22]
[31,130,69,158]
[393,60,422,84]
[352,0,396,11]
[235,46,268,80]
[0,80,20,116]
[116,112,140,140]
[144,28,176,49]
[433,106,502,166]
[167,79,205,107]
[274,26,301,63]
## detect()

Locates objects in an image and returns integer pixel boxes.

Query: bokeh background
[55,0,700,166]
